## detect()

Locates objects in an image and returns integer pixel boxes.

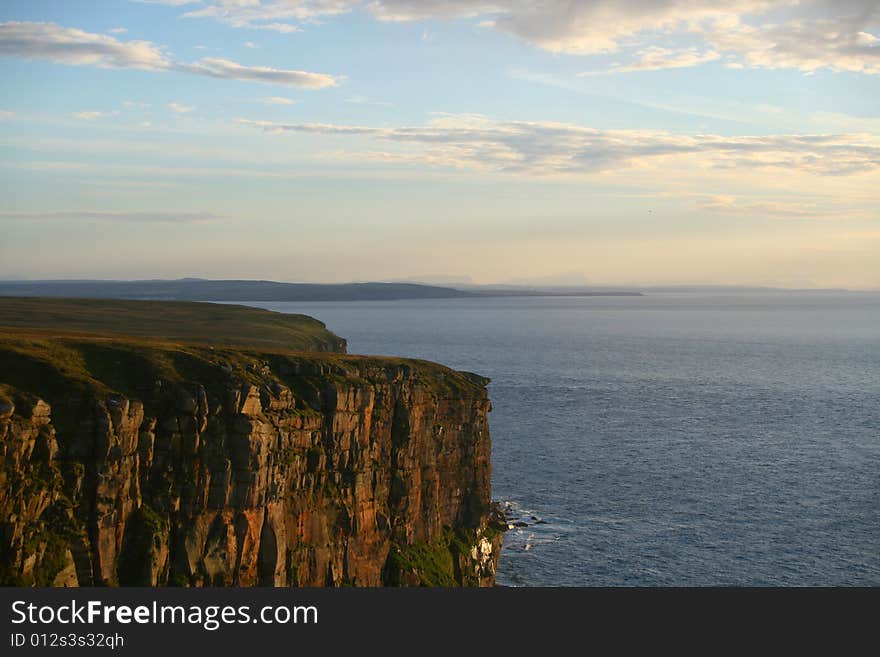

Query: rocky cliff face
[0,340,502,587]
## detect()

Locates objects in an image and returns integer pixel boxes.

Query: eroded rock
[0,355,501,587]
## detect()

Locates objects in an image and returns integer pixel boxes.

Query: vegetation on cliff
[0,297,346,353]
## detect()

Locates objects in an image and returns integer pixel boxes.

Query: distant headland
[0,279,643,302]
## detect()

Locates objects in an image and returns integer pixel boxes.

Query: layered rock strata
[0,341,502,587]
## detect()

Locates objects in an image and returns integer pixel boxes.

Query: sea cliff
[0,306,502,587]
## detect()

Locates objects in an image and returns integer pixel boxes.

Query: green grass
[386,540,458,587]
[384,527,481,587]
[0,297,346,353]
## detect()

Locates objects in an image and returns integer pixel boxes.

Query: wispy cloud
[240,115,880,177]
[168,102,194,113]
[247,22,301,33]
[697,194,858,219]
[177,57,341,88]
[134,1,197,5]
[261,96,298,105]
[72,110,115,120]
[179,0,344,31]
[0,110,13,120]
[0,21,342,88]
[345,95,393,106]
[0,210,223,223]
[579,48,721,75]
[2,160,91,172]
[362,1,497,22]
[107,27,128,34]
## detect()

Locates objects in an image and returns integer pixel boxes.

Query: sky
[0,1,878,288]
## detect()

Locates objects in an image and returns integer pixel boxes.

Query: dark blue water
[242,293,880,586]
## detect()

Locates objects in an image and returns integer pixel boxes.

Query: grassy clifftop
[0,333,486,406]
[0,297,346,353]
[0,296,487,407]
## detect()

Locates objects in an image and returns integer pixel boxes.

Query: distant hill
[0,279,642,301]
[0,279,474,302]
[0,297,346,353]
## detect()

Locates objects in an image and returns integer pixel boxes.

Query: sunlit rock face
[0,348,501,587]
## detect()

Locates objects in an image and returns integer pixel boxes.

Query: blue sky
[1,0,878,287]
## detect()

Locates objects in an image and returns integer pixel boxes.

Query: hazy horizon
[0,274,878,292]
[1,1,878,288]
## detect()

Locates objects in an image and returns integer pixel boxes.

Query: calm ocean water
[242,292,880,586]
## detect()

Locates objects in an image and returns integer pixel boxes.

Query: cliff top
[0,297,346,353]
[0,298,489,410]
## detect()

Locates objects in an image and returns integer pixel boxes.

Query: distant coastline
[0,278,642,302]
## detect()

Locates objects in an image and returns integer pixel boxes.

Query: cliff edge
[0,300,502,587]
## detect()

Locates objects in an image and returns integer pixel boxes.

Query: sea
[240,292,880,586]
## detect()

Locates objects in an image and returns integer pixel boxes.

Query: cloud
[368,0,499,22]
[698,194,856,219]
[262,96,298,104]
[0,110,13,119]
[374,0,880,74]
[239,115,880,177]
[107,27,128,34]
[370,1,773,53]
[345,95,393,106]
[2,161,91,172]
[168,102,195,113]
[147,1,880,75]
[72,111,113,120]
[0,21,170,69]
[181,0,348,30]
[579,47,721,75]
[0,21,341,88]
[701,13,880,74]
[256,23,302,33]
[0,210,223,223]
[176,57,341,88]
[807,111,880,133]
[148,0,487,32]
[244,41,257,48]
[133,0,198,5]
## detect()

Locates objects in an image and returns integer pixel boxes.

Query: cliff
[0,326,502,587]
